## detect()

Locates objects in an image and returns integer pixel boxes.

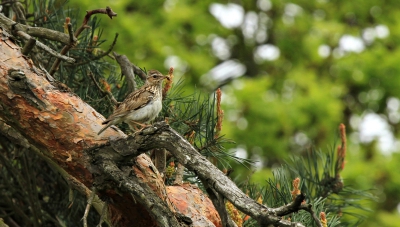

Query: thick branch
[99,160,181,227]
[137,123,272,223]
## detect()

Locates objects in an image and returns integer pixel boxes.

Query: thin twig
[38,64,55,82]
[49,6,117,75]
[16,31,75,63]
[83,187,97,227]
[269,193,323,227]
[11,2,26,24]
[96,201,108,227]
[297,203,324,227]
[88,71,119,106]
[73,33,119,66]
[77,6,117,36]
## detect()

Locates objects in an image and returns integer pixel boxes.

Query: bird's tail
[97,120,112,135]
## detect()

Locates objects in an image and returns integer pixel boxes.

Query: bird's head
[146,70,168,85]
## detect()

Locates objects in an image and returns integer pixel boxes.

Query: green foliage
[238,138,374,226]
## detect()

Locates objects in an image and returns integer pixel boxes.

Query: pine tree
[0,1,372,226]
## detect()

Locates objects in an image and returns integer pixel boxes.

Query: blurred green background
[65,0,400,225]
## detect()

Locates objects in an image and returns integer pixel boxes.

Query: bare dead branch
[302,204,323,227]
[83,187,97,227]
[0,13,74,45]
[113,52,148,84]
[132,63,148,81]
[270,193,306,216]
[0,118,31,149]
[79,6,117,36]
[11,2,26,24]
[16,31,75,63]
[262,192,323,227]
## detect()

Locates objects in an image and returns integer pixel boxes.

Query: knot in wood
[8,68,26,81]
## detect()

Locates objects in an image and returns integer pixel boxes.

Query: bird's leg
[127,121,152,133]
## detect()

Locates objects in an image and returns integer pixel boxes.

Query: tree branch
[16,30,75,63]
[78,6,117,36]
[97,160,182,227]
[113,52,148,92]
[0,13,74,45]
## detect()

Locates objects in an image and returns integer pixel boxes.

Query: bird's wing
[125,89,155,111]
[102,87,156,124]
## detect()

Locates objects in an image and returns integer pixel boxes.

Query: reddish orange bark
[167,184,222,227]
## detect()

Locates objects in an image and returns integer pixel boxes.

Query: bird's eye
[152,75,157,78]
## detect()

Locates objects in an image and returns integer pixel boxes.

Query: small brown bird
[98,70,168,135]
